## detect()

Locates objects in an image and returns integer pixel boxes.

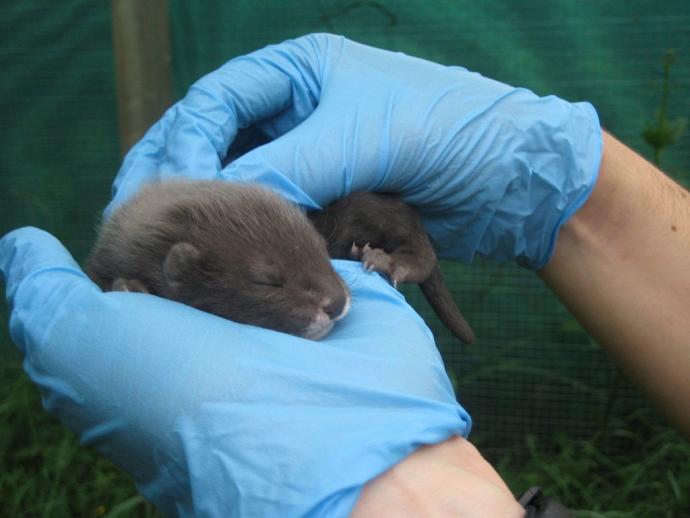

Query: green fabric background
[1,0,688,451]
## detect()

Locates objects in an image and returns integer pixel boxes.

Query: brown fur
[87,181,474,343]
[86,180,350,339]
[309,193,475,343]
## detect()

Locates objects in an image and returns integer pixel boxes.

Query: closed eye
[252,280,284,288]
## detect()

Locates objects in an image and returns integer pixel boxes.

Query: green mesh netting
[1,1,689,458]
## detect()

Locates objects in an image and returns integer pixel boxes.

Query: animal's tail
[419,264,476,344]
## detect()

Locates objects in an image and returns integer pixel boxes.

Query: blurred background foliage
[1,1,688,516]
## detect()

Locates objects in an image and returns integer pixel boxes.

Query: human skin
[352,131,690,516]
[540,131,690,439]
[352,435,525,517]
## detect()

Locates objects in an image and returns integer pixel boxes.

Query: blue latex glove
[1,227,470,517]
[111,33,602,269]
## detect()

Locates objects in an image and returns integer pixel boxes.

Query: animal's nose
[323,294,350,321]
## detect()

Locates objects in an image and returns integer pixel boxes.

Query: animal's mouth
[302,293,351,340]
[303,321,336,340]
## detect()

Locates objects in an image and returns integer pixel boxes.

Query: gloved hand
[111,33,602,269]
[0,227,470,517]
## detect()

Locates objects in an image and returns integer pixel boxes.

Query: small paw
[361,245,393,276]
[349,242,364,260]
[389,265,410,288]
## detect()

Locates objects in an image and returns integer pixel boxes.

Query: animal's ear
[163,242,202,290]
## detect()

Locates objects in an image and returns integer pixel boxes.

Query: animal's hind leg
[356,243,436,288]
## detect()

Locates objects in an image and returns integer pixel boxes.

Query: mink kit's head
[156,184,351,340]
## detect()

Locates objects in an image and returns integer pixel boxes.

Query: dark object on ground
[519,486,574,518]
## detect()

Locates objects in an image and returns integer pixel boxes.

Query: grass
[0,356,159,518]
[2,354,688,517]
[495,410,690,517]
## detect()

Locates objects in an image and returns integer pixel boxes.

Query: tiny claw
[393,278,398,289]
[364,262,375,273]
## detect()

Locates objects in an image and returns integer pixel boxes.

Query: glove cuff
[529,101,603,269]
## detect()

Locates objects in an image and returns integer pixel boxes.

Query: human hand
[0,227,470,516]
[110,33,602,269]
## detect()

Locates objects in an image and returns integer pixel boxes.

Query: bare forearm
[353,436,524,517]
[540,131,690,437]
